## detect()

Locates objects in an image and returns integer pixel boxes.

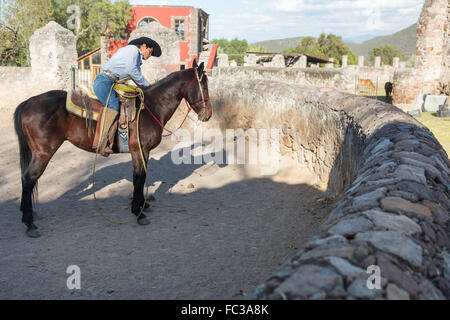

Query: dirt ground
[0,111,332,300]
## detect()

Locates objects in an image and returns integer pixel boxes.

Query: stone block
[422,95,448,112]
[355,231,423,268]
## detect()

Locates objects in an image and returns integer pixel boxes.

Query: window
[92,52,101,65]
[174,19,185,41]
[138,17,157,28]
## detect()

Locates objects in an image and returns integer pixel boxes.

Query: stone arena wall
[212,66,396,96]
[207,75,450,300]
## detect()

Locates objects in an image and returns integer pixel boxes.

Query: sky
[131,0,425,43]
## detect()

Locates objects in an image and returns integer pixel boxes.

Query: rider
[93,37,162,156]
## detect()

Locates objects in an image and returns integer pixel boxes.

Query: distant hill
[252,37,303,53]
[252,24,417,59]
[347,24,417,60]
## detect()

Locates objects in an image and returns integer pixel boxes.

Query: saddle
[66,84,140,152]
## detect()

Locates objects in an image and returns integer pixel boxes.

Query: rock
[356,231,423,269]
[420,221,436,242]
[299,244,356,262]
[376,253,420,298]
[309,291,327,300]
[187,183,195,189]
[419,279,446,300]
[354,245,370,262]
[369,139,393,156]
[275,265,343,299]
[390,181,436,203]
[328,216,373,236]
[350,188,387,212]
[422,200,450,224]
[381,197,432,218]
[387,190,419,203]
[393,151,437,167]
[386,283,410,300]
[399,157,441,180]
[442,250,450,280]
[325,256,366,280]
[305,235,348,250]
[347,278,383,299]
[393,165,427,185]
[362,209,422,235]
[361,255,376,268]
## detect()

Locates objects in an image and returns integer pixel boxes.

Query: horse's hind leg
[21,153,54,238]
[130,149,151,226]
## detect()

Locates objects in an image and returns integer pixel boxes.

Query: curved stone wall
[207,76,450,299]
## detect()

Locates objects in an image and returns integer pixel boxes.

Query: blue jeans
[93,73,119,112]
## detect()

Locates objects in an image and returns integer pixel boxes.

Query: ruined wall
[213,66,395,95]
[394,0,449,110]
[0,21,77,110]
[207,74,450,300]
[440,0,450,87]
[415,0,448,94]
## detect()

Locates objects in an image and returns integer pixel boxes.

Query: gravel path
[0,120,332,299]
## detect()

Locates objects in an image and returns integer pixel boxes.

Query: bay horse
[14,61,212,238]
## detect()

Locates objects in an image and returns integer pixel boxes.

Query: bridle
[138,68,210,139]
[182,68,209,119]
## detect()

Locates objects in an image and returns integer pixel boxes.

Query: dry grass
[417,112,450,155]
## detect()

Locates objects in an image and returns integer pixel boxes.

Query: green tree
[317,33,357,65]
[0,0,132,66]
[283,34,357,66]
[369,44,405,66]
[296,36,325,59]
[212,38,248,65]
[51,0,132,52]
[0,0,54,66]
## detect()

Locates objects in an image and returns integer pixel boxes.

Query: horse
[13,61,212,238]
[385,82,393,98]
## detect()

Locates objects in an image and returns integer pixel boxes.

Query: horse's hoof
[26,225,41,238]
[144,202,152,213]
[137,216,150,226]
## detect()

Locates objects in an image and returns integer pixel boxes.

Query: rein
[139,68,209,140]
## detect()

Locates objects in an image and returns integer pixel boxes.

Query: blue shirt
[101,45,151,87]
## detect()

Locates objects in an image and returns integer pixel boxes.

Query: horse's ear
[193,59,198,69]
[197,62,205,74]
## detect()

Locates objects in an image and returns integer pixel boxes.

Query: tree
[295,36,325,59]
[212,38,248,65]
[282,34,357,66]
[0,0,132,66]
[317,33,357,65]
[51,0,132,52]
[369,44,405,66]
[0,0,54,66]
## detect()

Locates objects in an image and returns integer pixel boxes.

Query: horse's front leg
[130,149,151,226]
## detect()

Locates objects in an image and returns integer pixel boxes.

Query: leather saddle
[66,86,138,131]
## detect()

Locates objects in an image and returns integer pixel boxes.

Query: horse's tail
[14,101,38,202]
[14,101,31,175]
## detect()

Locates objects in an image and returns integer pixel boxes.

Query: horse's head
[184,61,212,122]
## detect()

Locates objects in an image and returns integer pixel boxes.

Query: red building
[108,5,217,71]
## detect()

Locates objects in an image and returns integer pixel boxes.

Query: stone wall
[394,0,449,110]
[212,66,396,95]
[0,21,77,110]
[207,74,450,299]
